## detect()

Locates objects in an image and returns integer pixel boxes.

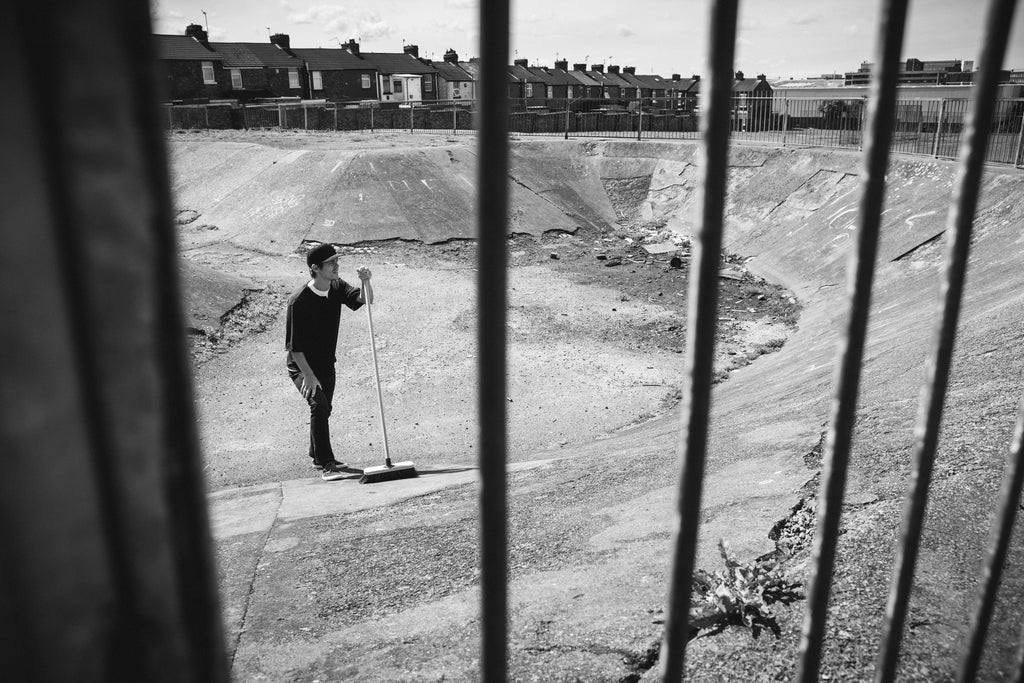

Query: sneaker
[321,468,346,481]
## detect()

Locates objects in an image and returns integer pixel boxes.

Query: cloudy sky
[151,0,1024,79]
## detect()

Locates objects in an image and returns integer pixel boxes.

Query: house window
[230,69,242,89]
[568,85,575,98]
[547,86,553,99]
[424,77,432,92]
[382,77,391,95]
[525,82,533,97]
[201,61,216,85]
[361,74,371,89]
[393,80,403,94]
[288,68,300,89]
[312,71,323,90]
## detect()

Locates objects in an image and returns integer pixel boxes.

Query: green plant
[690,540,803,637]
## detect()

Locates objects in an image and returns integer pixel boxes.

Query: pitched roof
[733,78,771,93]
[431,60,473,82]
[535,67,577,87]
[509,65,546,84]
[459,60,517,83]
[154,34,221,61]
[291,48,372,71]
[361,52,437,75]
[601,71,632,87]
[618,72,648,89]
[635,74,669,89]
[210,42,303,69]
[567,70,601,87]
[666,78,699,93]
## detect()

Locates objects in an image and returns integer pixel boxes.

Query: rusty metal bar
[659,1,737,680]
[958,397,1024,681]
[795,1,909,681]
[477,0,510,680]
[877,2,1020,680]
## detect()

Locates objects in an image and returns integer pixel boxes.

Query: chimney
[514,58,528,67]
[554,59,568,71]
[185,23,209,44]
[444,49,459,63]
[671,73,681,81]
[692,74,700,81]
[757,73,766,81]
[591,64,604,72]
[734,70,744,80]
[623,66,636,75]
[573,63,587,71]
[343,39,360,56]
[607,65,620,74]
[270,33,290,50]
[404,44,419,58]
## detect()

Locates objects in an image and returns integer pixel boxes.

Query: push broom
[359,277,418,484]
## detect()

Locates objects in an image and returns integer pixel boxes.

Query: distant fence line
[165,95,1024,168]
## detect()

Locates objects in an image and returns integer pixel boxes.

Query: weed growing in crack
[690,540,803,638]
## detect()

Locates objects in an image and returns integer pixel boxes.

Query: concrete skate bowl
[174,138,1024,679]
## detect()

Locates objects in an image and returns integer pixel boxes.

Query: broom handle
[363,285,392,467]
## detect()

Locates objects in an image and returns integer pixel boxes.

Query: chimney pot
[554,59,568,71]
[591,64,604,72]
[757,73,766,81]
[270,33,290,50]
[514,58,528,67]
[607,65,620,74]
[404,44,419,58]
[444,49,459,63]
[343,39,360,56]
[734,70,744,80]
[692,74,700,80]
[671,73,681,80]
[623,66,636,75]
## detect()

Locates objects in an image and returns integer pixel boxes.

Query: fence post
[564,98,570,140]
[410,105,414,133]
[637,102,643,141]
[932,99,946,158]
[1015,107,1024,168]
[334,107,338,130]
[915,101,925,153]
[278,105,284,129]
[453,106,458,134]
[304,105,308,130]
[782,96,788,147]
[204,105,209,129]
[167,106,173,130]
[370,106,374,132]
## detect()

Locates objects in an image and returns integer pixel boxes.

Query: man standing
[285,243,373,480]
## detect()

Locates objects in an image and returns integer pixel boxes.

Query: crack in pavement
[230,482,284,670]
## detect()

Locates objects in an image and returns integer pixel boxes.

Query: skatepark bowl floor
[175,131,1024,682]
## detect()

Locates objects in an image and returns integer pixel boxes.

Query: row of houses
[156,24,774,108]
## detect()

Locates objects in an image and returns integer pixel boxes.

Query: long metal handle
[364,286,392,467]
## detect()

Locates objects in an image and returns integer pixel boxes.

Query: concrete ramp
[168,141,587,252]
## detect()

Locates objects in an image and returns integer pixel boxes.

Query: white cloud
[356,11,393,39]
[446,0,476,7]
[435,18,464,32]
[791,13,824,27]
[288,4,348,26]
[617,25,636,38]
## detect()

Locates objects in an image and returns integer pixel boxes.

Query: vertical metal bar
[478,0,509,680]
[782,95,789,147]
[564,97,570,140]
[795,1,909,681]
[879,3,1019,678]
[304,105,308,130]
[638,103,643,141]
[1015,107,1024,168]
[659,1,737,680]
[958,398,1024,681]
[933,99,947,157]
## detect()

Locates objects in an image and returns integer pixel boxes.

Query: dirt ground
[185,220,798,491]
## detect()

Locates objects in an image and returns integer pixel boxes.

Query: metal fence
[164,93,1024,168]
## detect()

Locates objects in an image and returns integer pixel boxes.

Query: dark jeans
[291,367,336,467]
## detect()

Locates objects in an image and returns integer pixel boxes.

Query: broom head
[359,461,418,484]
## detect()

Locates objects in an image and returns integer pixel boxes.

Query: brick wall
[159,60,225,102]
